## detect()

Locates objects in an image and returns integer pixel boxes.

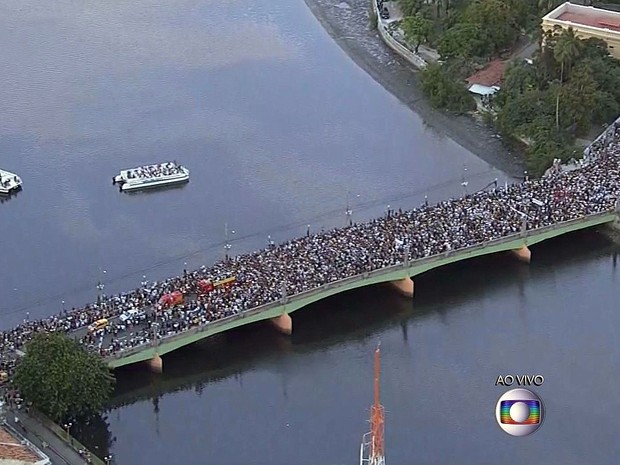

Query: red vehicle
[197,279,214,294]
[198,277,236,294]
[159,290,184,308]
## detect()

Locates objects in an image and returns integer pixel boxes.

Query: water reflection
[0,190,23,204]
[71,413,115,461]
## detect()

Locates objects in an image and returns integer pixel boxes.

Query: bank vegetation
[395,0,620,175]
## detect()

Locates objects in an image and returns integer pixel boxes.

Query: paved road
[5,409,101,465]
[69,293,206,355]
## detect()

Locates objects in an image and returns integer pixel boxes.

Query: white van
[120,309,145,323]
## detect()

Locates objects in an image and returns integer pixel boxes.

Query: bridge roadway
[104,210,619,370]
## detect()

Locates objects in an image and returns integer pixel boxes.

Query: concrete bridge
[106,210,619,371]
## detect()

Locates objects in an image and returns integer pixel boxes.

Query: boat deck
[0,169,22,194]
[113,162,189,192]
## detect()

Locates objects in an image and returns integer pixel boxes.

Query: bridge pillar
[390,276,415,297]
[147,353,163,373]
[511,245,531,263]
[270,313,292,335]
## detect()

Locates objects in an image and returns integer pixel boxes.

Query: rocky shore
[303,0,525,178]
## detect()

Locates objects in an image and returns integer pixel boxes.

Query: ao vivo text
[495,375,544,387]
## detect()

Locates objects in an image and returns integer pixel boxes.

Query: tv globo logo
[495,387,544,437]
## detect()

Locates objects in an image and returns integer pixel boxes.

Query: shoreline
[302,0,525,178]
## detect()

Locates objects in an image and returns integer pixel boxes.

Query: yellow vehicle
[0,371,8,384]
[214,276,236,288]
[88,318,109,333]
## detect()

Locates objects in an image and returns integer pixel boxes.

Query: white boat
[0,169,23,195]
[112,161,189,192]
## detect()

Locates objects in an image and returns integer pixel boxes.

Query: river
[1,0,618,463]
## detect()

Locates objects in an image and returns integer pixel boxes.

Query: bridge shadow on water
[75,229,619,454]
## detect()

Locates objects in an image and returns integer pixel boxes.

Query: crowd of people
[2,122,620,371]
[126,162,185,179]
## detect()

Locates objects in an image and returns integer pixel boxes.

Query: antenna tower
[359,345,385,465]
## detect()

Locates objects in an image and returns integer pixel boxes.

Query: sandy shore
[303,0,524,178]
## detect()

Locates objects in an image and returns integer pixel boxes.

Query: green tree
[397,0,424,17]
[495,88,555,137]
[430,0,460,18]
[402,13,432,52]
[579,38,620,111]
[501,61,537,97]
[525,137,569,176]
[580,37,610,61]
[561,63,598,135]
[538,0,562,15]
[438,22,484,59]
[553,27,583,129]
[461,0,520,54]
[419,62,476,113]
[554,27,582,82]
[13,333,115,423]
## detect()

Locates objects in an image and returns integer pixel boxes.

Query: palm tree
[553,28,583,129]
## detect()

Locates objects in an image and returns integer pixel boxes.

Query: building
[0,424,50,465]
[542,2,620,59]
[0,402,50,465]
[465,59,507,109]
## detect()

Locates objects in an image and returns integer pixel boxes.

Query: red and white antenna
[360,344,385,465]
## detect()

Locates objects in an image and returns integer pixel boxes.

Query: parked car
[120,309,145,323]
[88,318,108,333]
[380,6,389,19]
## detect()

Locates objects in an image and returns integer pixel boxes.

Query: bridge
[106,210,619,371]
[6,119,620,374]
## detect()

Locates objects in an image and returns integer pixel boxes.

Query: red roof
[558,11,620,32]
[466,60,507,88]
[0,426,42,463]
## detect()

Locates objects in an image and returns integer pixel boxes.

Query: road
[5,409,102,465]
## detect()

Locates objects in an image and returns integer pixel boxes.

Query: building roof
[0,426,49,465]
[467,84,499,96]
[544,2,620,33]
[466,60,506,88]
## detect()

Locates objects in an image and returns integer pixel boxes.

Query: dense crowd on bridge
[2,123,620,371]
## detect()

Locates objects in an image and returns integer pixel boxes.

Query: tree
[554,27,582,82]
[553,27,583,129]
[561,63,598,135]
[419,63,476,113]
[438,22,485,59]
[501,61,537,97]
[495,88,555,137]
[538,0,562,14]
[402,13,432,52]
[526,137,569,176]
[397,0,424,17]
[13,333,115,423]
[461,0,520,54]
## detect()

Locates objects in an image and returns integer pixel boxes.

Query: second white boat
[113,162,189,192]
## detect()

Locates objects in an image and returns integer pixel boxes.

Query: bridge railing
[107,210,615,361]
